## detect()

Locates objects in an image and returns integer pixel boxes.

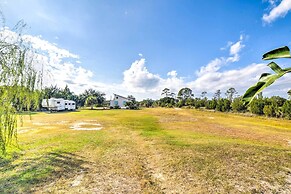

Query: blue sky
[1,0,291,100]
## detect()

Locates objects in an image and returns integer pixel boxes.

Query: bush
[263,105,275,117]
[222,99,231,112]
[231,97,247,112]
[215,99,223,111]
[249,98,265,115]
[125,101,139,110]
[205,100,216,110]
[282,100,291,119]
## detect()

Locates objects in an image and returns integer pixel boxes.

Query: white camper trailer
[42,98,76,111]
[64,100,76,110]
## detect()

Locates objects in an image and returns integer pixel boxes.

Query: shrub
[205,100,217,110]
[263,105,275,117]
[282,100,291,119]
[249,98,265,115]
[231,97,247,112]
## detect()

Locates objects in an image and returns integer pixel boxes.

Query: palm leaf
[242,73,281,105]
[242,61,291,105]
[267,62,284,74]
[262,46,291,60]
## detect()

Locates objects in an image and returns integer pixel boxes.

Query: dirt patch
[17,127,33,134]
[70,122,103,131]
[32,122,47,126]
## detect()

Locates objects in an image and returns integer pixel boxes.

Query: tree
[177,87,194,100]
[225,87,237,102]
[0,20,42,154]
[288,89,291,100]
[214,90,221,100]
[263,105,275,117]
[231,97,247,112]
[62,85,74,100]
[125,95,139,109]
[42,85,63,99]
[140,99,155,108]
[282,100,291,119]
[170,92,176,99]
[161,88,171,97]
[215,98,231,112]
[176,87,193,107]
[85,95,98,109]
[80,88,105,107]
[205,99,217,110]
[249,98,265,115]
[201,91,207,98]
[158,97,176,107]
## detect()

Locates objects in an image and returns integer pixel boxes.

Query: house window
[65,103,67,105]
[116,96,119,99]
[57,102,60,104]
[72,103,75,105]
[123,101,127,105]
[114,101,118,105]
[69,103,71,105]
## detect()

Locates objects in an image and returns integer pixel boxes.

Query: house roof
[113,94,129,100]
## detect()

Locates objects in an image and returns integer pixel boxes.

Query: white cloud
[190,35,268,97]
[229,36,244,55]
[22,34,79,59]
[121,60,185,99]
[220,41,233,51]
[197,35,245,76]
[190,63,269,95]
[138,53,143,57]
[197,58,226,76]
[227,35,245,62]
[0,27,109,95]
[2,28,288,100]
[122,58,161,92]
[263,0,291,23]
[167,70,177,77]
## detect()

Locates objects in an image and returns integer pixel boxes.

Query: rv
[41,98,76,111]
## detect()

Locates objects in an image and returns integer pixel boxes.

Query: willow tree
[0,20,42,155]
[242,46,291,105]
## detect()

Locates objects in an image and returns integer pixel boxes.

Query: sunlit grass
[1,108,290,193]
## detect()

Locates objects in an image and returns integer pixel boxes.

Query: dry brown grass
[0,108,290,193]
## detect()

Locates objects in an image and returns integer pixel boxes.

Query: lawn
[0,108,290,193]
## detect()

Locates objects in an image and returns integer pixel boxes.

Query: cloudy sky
[1,0,291,100]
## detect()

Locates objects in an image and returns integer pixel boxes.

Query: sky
[1,0,291,100]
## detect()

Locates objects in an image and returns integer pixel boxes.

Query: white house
[110,94,129,108]
[42,98,76,111]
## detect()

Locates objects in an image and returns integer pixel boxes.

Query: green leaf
[242,73,281,105]
[262,46,291,60]
[267,62,284,74]
[258,73,271,82]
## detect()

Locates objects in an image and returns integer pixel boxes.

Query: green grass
[1,108,290,193]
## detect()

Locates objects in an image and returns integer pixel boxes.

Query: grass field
[0,108,290,193]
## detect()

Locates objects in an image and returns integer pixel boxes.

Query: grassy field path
[1,108,290,193]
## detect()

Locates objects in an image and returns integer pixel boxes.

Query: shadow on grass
[0,151,89,193]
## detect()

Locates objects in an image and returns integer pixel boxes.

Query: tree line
[139,87,291,119]
[3,82,290,119]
